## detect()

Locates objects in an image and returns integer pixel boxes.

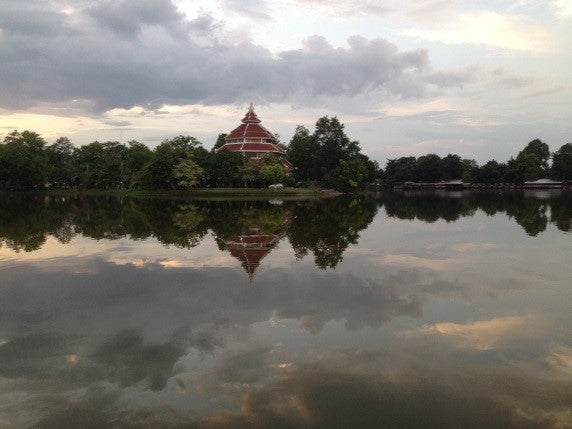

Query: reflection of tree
[287,197,378,269]
[384,191,571,237]
[383,192,475,223]
[1,192,570,255]
[550,195,572,232]
[0,194,73,251]
[506,198,548,237]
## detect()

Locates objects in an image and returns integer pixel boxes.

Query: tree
[414,154,442,182]
[132,136,204,190]
[212,133,227,152]
[477,160,506,183]
[461,158,478,182]
[520,139,550,172]
[0,130,48,190]
[173,157,203,188]
[72,141,125,189]
[259,153,286,185]
[287,125,317,181]
[331,158,370,191]
[384,157,417,183]
[507,152,544,183]
[207,150,247,187]
[125,140,153,187]
[551,143,572,180]
[313,116,360,177]
[441,154,464,180]
[46,136,75,188]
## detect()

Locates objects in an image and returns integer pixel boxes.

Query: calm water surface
[0,192,571,428]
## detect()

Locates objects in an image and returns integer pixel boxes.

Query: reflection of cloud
[91,329,185,391]
[0,332,69,378]
[401,315,539,350]
[381,253,451,271]
[177,367,572,429]
[214,345,274,384]
[546,345,572,377]
[452,242,500,253]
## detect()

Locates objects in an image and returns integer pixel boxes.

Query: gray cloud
[0,1,473,113]
[86,0,188,39]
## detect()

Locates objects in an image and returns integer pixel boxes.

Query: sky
[0,0,571,165]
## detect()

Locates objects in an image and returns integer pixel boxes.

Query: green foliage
[330,158,370,191]
[207,150,247,187]
[73,141,125,189]
[260,164,285,185]
[287,118,377,191]
[212,133,227,152]
[383,139,563,185]
[132,136,204,190]
[173,157,203,188]
[0,130,48,190]
[551,143,572,180]
[287,125,318,181]
[124,141,153,187]
[46,137,74,188]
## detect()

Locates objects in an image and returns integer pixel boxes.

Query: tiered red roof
[218,103,293,170]
[219,104,285,153]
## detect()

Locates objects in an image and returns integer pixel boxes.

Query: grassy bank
[43,187,329,200]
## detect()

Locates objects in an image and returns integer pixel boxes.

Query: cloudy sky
[0,0,570,164]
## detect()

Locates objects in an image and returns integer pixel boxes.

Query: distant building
[218,103,293,170]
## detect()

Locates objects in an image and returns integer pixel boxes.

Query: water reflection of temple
[224,229,286,281]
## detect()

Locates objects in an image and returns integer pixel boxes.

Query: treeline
[2,123,570,192]
[0,130,290,191]
[0,116,379,191]
[384,139,572,184]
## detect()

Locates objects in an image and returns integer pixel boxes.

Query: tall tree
[551,143,572,180]
[520,139,550,172]
[212,133,227,152]
[287,125,317,181]
[313,116,360,177]
[440,154,464,180]
[46,136,75,188]
[173,157,203,188]
[0,130,48,190]
[132,136,204,189]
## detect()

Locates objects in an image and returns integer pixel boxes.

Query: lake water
[0,192,571,428]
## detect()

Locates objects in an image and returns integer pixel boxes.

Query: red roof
[225,103,277,142]
[217,104,293,170]
[222,142,285,154]
[228,123,276,141]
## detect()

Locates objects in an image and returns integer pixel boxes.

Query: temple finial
[248,102,254,113]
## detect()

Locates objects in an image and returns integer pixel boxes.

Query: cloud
[86,0,188,38]
[0,1,474,114]
[222,0,274,21]
[404,11,551,51]
[294,0,394,17]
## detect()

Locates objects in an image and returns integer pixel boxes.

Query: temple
[218,103,293,170]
